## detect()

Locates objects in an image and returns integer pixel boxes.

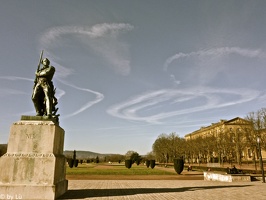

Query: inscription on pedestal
[25,133,36,139]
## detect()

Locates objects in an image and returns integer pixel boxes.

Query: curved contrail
[107,87,261,124]
[58,79,104,119]
[106,47,266,124]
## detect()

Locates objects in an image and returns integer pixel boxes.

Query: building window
[248,149,252,158]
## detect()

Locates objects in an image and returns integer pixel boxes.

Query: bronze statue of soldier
[32,51,58,119]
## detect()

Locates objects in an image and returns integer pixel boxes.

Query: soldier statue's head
[42,58,50,66]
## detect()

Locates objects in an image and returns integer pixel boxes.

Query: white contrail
[107,86,261,124]
[0,76,32,82]
[58,79,104,118]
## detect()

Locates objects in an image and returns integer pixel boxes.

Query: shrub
[174,158,184,174]
[125,159,132,169]
[74,159,79,167]
[68,158,74,168]
[135,159,141,165]
[150,160,156,169]
[96,156,100,163]
[146,160,150,168]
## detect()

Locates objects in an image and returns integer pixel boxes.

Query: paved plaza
[58,180,266,200]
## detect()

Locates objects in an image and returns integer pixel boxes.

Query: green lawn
[66,163,176,175]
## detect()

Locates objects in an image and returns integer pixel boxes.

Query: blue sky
[1,0,266,155]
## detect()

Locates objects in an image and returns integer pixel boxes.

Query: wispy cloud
[164,47,265,71]
[107,86,261,124]
[40,23,134,76]
[170,74,181,86]
[40,23,133,44]
[163,47,266,86]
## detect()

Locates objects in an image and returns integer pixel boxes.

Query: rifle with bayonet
[34,50,44,86]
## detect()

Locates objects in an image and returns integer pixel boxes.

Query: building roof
[184,117,251,138]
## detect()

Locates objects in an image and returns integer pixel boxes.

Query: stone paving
[58,180,266,200]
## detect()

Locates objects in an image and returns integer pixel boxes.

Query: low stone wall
[204,172,251,182]
[207,163,220,168]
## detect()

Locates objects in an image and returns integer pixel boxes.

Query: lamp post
[257,136,265,183]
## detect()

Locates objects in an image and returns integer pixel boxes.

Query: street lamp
[257,136,265,183]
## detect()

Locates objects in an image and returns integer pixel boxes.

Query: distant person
[231,165,238,174]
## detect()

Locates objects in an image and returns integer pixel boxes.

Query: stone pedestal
[0,117,68,199]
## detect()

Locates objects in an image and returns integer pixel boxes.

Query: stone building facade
[184,117,266,163]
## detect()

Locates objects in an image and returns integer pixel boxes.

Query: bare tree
[167,133,184,161]
[245,109,266,170]
[152,134,170,163]
[145,151,155,160]
[152,133,185,163]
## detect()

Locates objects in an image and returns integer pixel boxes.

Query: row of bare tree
[152,108,266,165]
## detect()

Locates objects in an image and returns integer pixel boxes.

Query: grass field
[66,163,176,175]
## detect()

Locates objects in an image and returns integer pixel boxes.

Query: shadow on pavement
[58,184,252,199]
